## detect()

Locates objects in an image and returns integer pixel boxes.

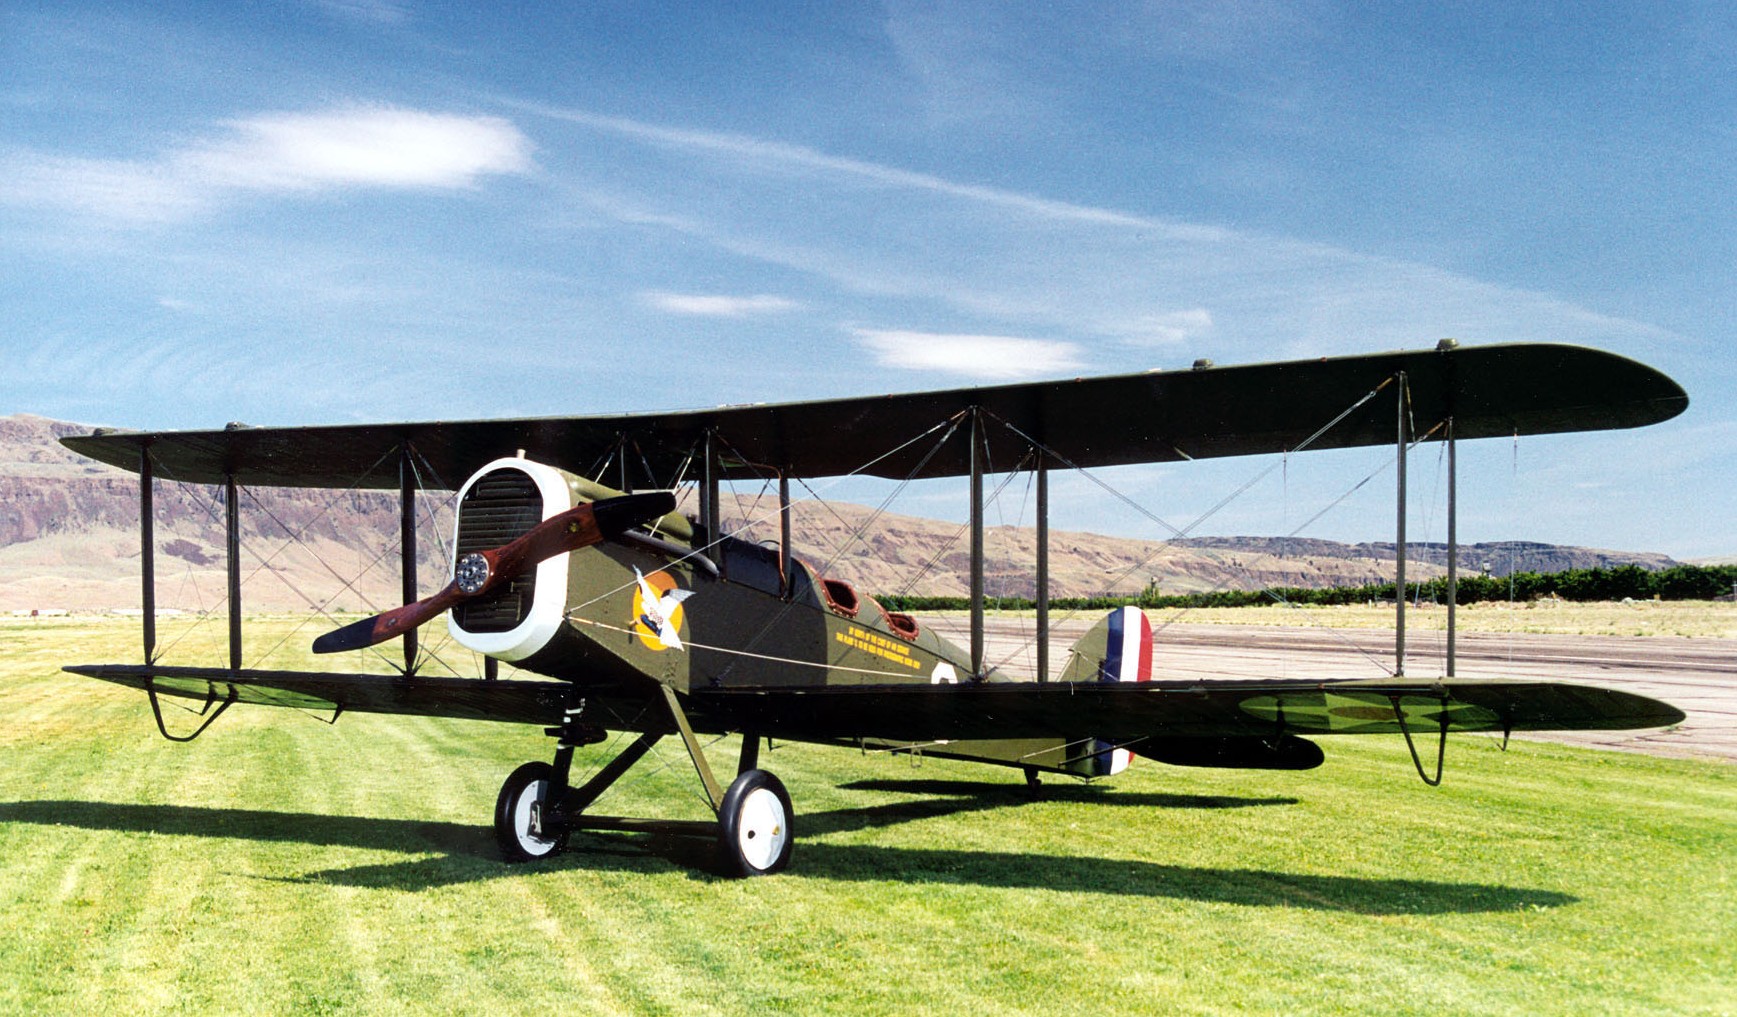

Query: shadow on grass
[805,780,1295,837]
[837,778,1297,809]
[275,841,1578,914]
[788,844,1577,914]
[0,798,1573,913]
[0,800,493,856]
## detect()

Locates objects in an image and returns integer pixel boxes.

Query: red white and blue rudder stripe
[1093,606,1152,775]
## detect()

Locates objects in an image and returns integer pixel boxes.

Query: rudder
[1059,605,1153,776]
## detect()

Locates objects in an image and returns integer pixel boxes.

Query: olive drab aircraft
[60,342,1689,876]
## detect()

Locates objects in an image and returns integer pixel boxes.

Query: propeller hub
[454,553,492,594]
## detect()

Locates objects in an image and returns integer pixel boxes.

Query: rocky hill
[0,413,1682,613]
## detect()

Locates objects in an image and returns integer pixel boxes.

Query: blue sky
[2,2,1731,559]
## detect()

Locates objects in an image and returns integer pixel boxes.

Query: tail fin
[1060,606,1152,776]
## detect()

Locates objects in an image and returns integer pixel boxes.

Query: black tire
[494,761,569,863]
[716,769,793,877]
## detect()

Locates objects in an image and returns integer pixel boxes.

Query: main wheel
[717,769,793,877]
[494,761,569,863]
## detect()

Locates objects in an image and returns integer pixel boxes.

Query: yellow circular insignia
[631,569,689,651]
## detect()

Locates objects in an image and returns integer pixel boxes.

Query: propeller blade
[312,491,676,654]
[311,586,466,655]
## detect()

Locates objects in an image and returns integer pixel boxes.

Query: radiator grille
[452,468,543,633]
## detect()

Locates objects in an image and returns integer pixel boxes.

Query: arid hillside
[0,414,1679,613]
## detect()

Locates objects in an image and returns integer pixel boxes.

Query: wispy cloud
[641,291,800,317]
[855,329,1085,380]
[0,154,200,222]
[520,102,1676,364]
[0,105,532,222]
[517,101,1166,230]
[1122,308,1215,346]
[307,0,411,25]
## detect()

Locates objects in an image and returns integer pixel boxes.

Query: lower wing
[66,664,574,726]
[66,665,1682,743]
[686,678,1684,742]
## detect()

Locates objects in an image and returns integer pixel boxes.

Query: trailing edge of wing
[687,678,1686,743]
[60,342,1687,488]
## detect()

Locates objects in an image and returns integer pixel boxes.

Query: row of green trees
[877,563,1737,613]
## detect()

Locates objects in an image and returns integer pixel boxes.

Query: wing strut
[139,445,157,664]
[225,472,242,671]
[1395,373,1408,677]
[398,444,419,675]
[970,408,985,679]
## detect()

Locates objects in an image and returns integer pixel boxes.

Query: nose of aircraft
[311,491,678,655]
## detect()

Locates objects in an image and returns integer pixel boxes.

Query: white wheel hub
[734,786,788,872]
[512,777,561,857]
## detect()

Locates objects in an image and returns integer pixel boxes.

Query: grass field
[2,617,1733,1015]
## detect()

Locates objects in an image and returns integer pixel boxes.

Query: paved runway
[927,616,1736,763]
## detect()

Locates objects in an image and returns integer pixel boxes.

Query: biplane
[60,341,1689,876]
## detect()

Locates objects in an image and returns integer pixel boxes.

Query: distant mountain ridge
[1170,536,1678,575]
[0,413,1685,612]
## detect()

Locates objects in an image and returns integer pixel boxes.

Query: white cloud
[522,103,1678,364]
[1122,308,1215,346]
[308,0,411,24]
[183,107,531,191]
[0,105,532,221]
[855,329,1085,380]
[0,153,199,221]
[519,101,1159,229]
[641,292,800,317]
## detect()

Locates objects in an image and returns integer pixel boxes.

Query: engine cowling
[446,457,576,661]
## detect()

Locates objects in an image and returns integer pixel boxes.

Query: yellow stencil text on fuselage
[836,625,922,671]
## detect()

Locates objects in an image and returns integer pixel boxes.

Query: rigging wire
[561,413,969,660]
[976,378,1420,678]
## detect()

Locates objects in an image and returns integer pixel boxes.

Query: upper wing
[59,343,1686,488]
[687,678,1685,742]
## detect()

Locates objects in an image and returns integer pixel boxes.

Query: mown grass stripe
[2,617,1732,1015]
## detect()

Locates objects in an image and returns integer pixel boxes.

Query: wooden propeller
[312,491,676,654]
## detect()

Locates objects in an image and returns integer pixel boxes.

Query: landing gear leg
[492,693,797,877]
[494,694,608,863]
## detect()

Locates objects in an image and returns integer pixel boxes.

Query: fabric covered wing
[66,664,574,726]
[60,343,1686,487]
[688,678,1684,743]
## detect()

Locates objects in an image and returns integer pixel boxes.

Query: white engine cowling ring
[446,457,574,662]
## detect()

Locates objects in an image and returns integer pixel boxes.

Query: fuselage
[441,457,1125,776]
[446,457,971,693]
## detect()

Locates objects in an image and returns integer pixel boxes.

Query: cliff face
[0,414,447,613]
[0,414,1680,612]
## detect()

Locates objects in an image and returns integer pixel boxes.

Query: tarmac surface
[929,616,1736,763]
